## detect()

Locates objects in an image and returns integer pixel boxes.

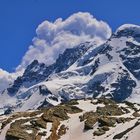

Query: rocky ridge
[0,98,140,140]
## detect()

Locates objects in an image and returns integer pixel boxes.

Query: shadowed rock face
[119,41,140,80]
[110,69,136,102]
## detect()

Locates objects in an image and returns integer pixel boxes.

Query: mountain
[1,98,140,140]
[0,24,140,113]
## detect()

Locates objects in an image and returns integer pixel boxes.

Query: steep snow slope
[1,24,140,112]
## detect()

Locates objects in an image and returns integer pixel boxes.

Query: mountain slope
[1,24,140,112]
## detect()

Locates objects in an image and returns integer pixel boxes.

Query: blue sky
[0,0,140,72]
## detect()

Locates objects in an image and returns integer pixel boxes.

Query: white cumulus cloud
[17,12,111,71]
[0,69,16,93]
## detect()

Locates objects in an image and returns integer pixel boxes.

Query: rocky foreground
[0,98,140,140]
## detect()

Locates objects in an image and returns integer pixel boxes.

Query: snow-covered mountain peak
[1,24,140,112]
[115,24,140,38]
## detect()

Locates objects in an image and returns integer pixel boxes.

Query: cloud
[16,12,111,71]
[0,69,16,93]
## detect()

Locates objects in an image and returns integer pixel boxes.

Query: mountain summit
[0,24,140,113]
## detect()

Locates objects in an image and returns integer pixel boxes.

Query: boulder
[133,112,140,117]
[93,128,105,136]
[98,117,116,127]
[84,117,97,130]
